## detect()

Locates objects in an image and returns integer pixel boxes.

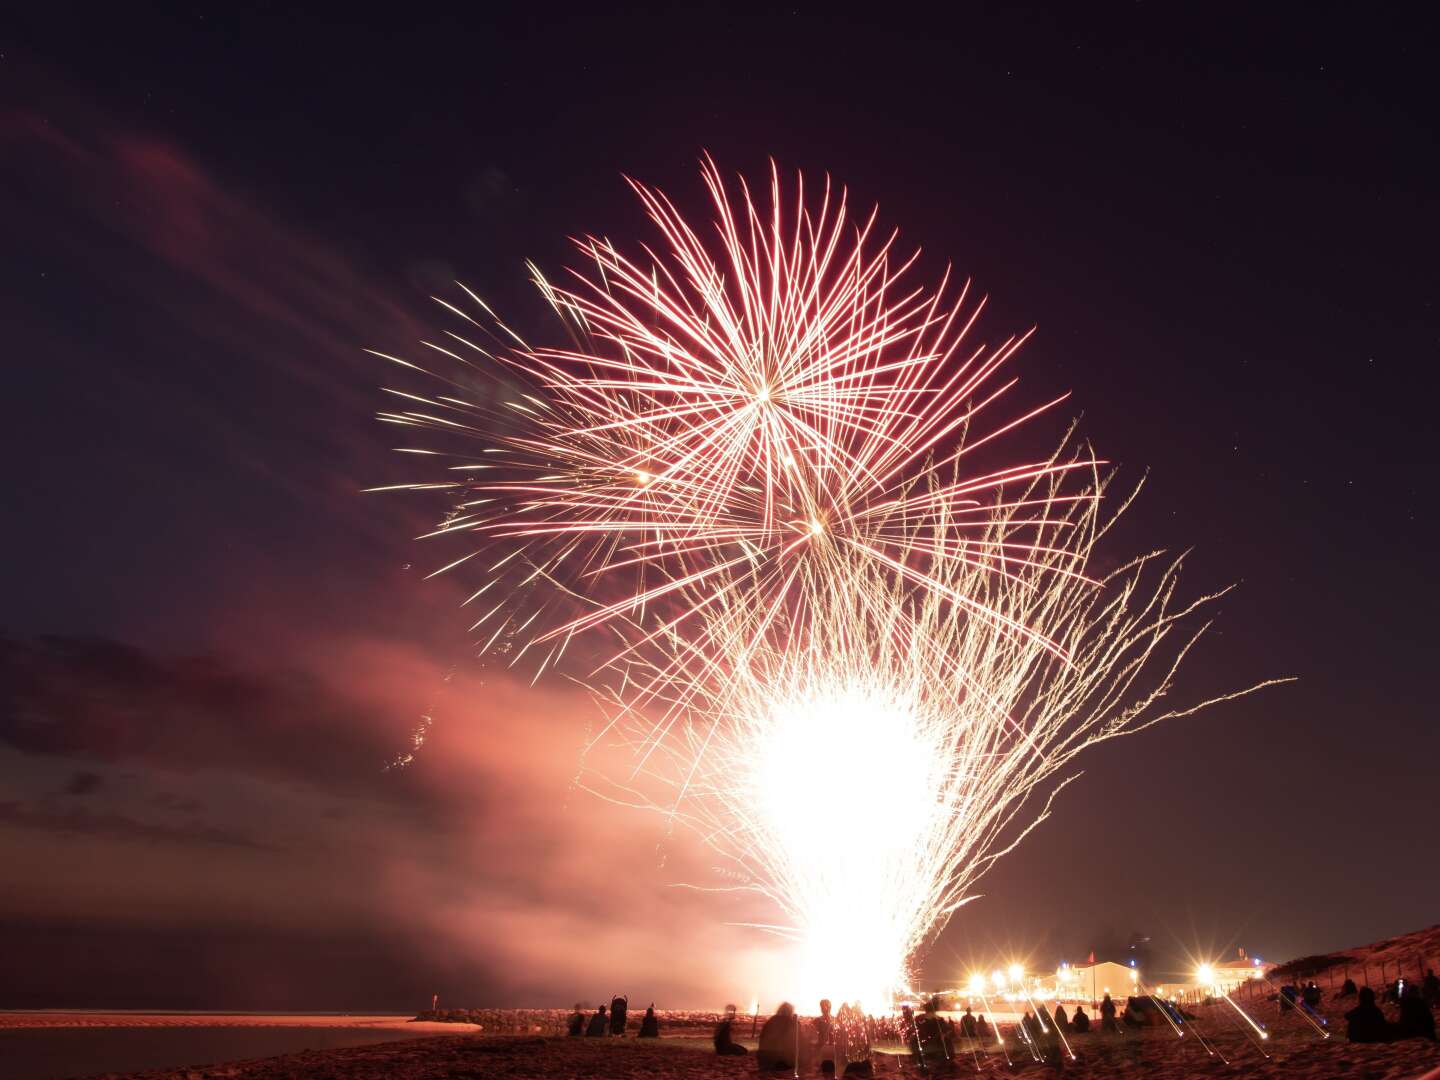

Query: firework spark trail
[370,156,1084,682]
[373,159,1288,1010]
[581,460,1285,1006]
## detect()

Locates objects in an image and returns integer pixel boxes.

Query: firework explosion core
[374,159,1279,1009]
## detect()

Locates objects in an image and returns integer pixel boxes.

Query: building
[1053,960,1140,1004]
[1198,955,1276,993]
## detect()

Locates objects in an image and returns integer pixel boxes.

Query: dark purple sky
[2,7,1436,1010]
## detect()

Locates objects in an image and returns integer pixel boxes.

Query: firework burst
[373,160,1285,1009]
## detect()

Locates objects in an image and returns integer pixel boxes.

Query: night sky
[3,8,1436,1010]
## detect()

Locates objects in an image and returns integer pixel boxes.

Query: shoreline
[0,1012,476,1032]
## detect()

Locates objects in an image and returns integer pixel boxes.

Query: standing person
[899,1005,922,1062]
[609,995,628,1036]
[914,997,950,1063]
[714,1004,748,1056]
[1100,994,1117,1033]
[638,1004,660,1038]
[814,998,836,1073]
[814,998,835,1045]
[833,1002,873,1075]
[584,1004,608,1037]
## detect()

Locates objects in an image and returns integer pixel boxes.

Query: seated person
[1345,987,1390,1044]
[1071,1005,1091,1033]
[1396,984,1437,1041]
[758,1003,803,1071]
[1123,997,1146,1028]
[959,1006,978,1037]
[1052,1004,1069,1033]
[585,1005,608,1037]
[713,1004,748,1056]
[638,1004,659,1038]
[567,1004,585,1036]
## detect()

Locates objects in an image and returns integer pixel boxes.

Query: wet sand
[0,1016,467,1080]
[0,1013,471,1032]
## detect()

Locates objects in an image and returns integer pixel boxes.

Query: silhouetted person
[758,1002,801,1072]
[1280,984,1298,1011]
[1345,987,1389,1044]
[814,998,834,1047]
[1053,1004,1069,1033]
[1338,978,1358,999]
[915,997,950,1062]
[1071,1005,1090,1034]
[585,1004,608,1037]
[1123,997,1146,1028]
[898,1005,922,1063]
[567,1004,585,1036]
[815,998,837,1073]
[976,1013,991,1038]
[1397,983,1437,1041]
[960,1006,978,1038]
[833,1002,873,1078]
[713,1004,748,1056]
[1425,969,1440,1006]
[1303,982,1322,1009]
[609,995,628,1036]
[1034,1003,1063,1065]
[1100,994,1117,1033]
[1019,1010,1039,1049]
[638,1004,659,1038]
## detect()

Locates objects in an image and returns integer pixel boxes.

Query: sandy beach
[38,1026,1436,1080]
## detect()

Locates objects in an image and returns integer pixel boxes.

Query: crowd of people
[561,968,1437,1070]
[1343,970,1439,1044]
[566,995,662,1039]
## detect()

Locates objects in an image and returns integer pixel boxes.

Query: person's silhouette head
[820,998,832,1016]
[1359,987,1376,1006]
